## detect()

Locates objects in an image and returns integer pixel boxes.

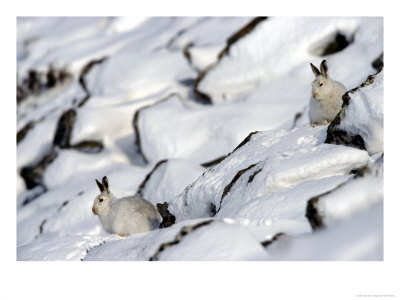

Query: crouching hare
[309,60,347,126]
[92,176,160,237]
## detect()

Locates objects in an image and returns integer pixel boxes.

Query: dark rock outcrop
[306,196,325,230]
[261,232,285,248]
[53,109,76,148]
[156,202,176,229]
[309,31,354,57]
[71,140,103,153]
[20,149,58,190]
[200,155,227,168]
[17,66,71,103]
[17,120,39,144]
[372,53,383,71]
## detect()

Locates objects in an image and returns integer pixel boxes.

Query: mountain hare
[309,60,346,126]
[92,176,160,237]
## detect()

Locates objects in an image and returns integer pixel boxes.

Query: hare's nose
[92,206,96,214]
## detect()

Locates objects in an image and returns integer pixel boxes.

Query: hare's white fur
[309,60,346,126]
[92,176,160,237]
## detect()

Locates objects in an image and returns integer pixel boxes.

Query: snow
[85,50,196,99]
[17,17,383,261]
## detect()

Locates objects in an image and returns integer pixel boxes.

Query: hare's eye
[99,198,103,203]
[319,83,323,87]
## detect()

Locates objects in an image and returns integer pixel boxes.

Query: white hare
[309,60,347,126]
[92,176,160,237]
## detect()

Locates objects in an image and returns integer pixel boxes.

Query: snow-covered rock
[136,158,205,205]
[328,69,384,154]
[167,126,371,225]
[196,17,383,104]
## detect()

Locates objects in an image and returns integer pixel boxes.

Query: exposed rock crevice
[200,155,227,168]
[193,17,268,103]
[261,232,285,248]
[372,52,383,71]
[149,219,214,261]
[137,159,168,196]
[78,57,108,95]
[156,202,176,229]
[217,163,257,213]
[17,117,44,144]
[132,93,182,164]
[218,17,268,60]
[231,131,259,154]
[308,31,354,57]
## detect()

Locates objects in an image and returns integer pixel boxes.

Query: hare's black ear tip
[102,176,108,181]
[95,179,104,192]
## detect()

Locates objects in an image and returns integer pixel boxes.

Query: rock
[71,140,103,153]
[156,202,176,229]
[200,155,227,168]
[306,196,326,230]
[261,232,285,248]
[308,31,354,56]
[17,121,36,144]
[372,52,383,71]
[20,149,58,190]
[17,66,71,103]
[53,109,77,148]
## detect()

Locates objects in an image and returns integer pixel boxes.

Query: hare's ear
[320,60,328,77]
[310,63,320,77]
[95,179,104,192]
[102,176,110,194]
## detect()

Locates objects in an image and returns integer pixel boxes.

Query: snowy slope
[17,17,383,261]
